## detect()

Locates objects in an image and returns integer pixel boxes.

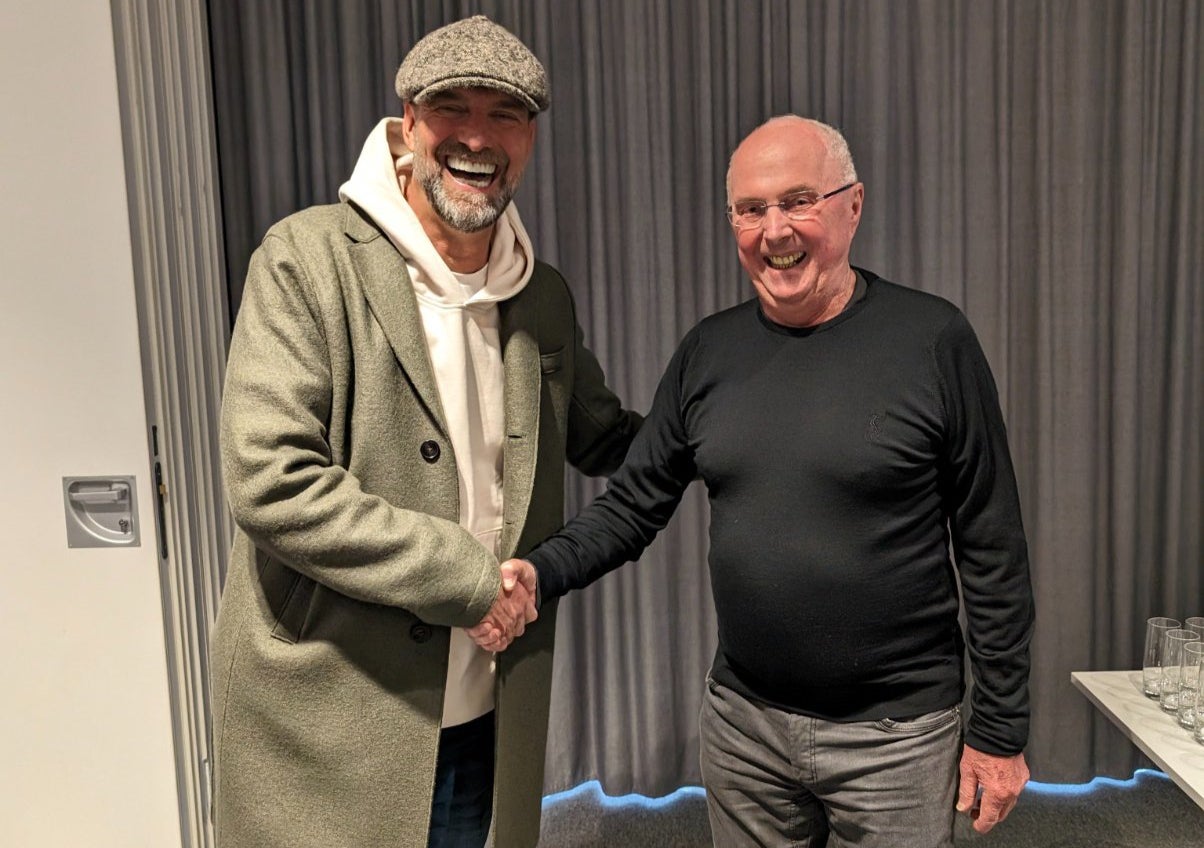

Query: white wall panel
[0,1,182,845]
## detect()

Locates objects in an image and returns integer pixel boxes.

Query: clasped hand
[467,558,538,652]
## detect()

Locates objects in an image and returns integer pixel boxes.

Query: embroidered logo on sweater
[865,412,886,443]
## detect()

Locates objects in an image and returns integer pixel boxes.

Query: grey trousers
[699,678,961,848]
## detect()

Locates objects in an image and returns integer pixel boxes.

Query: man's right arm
[529,336,699,602]
[470,331,699,650]
[222,232,500,628]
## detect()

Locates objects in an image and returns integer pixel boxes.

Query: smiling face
[402,87,536,234]
[727,118,863,327]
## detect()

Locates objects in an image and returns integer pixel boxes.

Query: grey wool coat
[210,201,640,848]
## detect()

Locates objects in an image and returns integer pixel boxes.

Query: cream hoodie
[340,118,534,727]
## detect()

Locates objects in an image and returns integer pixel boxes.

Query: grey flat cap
[395,15,549,113]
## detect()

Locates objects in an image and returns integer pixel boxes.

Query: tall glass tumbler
[1143,617,1181,697]
[1195,657,1204,744]
[1184,617,1204,639]
[1159,629,1197,712]
[1178,642,1204,729]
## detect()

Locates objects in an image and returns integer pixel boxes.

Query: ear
[848,182,864,234]
[401,102,418,148]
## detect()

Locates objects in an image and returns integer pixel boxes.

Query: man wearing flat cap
[210,15,640,848]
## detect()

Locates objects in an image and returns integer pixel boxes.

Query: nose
[760,204,794,240]
[455,111,493,152]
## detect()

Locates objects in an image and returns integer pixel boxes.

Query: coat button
[419,440,441,462]
[410,623,433,643]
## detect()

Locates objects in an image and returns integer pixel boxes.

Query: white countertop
[1072,669,1204,809]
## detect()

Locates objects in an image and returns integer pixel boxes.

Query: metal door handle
[68,484,129,504]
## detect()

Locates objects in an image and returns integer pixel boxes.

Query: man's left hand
[956,745,1029,834]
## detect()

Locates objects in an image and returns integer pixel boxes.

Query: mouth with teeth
[444,153,500,190]
[765,252,805,270]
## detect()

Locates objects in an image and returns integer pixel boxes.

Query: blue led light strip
[543,781,705,811]
[1024,768,1170,797]
[543,770,1171,809]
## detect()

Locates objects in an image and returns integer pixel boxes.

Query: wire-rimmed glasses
[726,182,856,230]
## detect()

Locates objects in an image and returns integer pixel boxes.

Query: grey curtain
[207,0,1203,793]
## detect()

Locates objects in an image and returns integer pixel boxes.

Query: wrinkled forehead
[729,126,834,199]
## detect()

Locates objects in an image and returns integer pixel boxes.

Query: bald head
[726,116,858,205]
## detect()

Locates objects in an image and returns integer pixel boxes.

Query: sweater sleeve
[935,312,1035,755]
[529,334,698,599]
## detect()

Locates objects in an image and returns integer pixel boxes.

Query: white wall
[0,2,182,845]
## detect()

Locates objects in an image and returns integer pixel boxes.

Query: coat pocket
[259,556,317,644]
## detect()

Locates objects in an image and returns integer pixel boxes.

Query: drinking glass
[1196,666,1204,744]
[1159,629,1197,712]
[1184,616,1204,639]
[1143,617,1181,697]
[1177,642,1203,729]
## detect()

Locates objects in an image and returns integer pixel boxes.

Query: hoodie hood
[338,117,533,307]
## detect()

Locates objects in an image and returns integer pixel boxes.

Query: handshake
[467,558,539,652]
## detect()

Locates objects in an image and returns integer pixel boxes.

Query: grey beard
[417,166,514,234]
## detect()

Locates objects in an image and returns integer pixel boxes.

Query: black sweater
[529,269,1034,756]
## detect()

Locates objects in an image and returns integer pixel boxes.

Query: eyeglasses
[726,182,856,230]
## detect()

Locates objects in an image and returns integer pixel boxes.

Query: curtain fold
[207,0,1203,791]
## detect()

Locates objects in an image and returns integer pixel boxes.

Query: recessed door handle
[68,485,128,504]
[63,476,139,548]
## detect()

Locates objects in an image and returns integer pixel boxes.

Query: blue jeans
[427,711,495,848]
[699,679,961,847]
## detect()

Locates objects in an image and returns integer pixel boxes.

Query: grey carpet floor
[538,770,1203,847]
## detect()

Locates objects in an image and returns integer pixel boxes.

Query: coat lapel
[499,288,540,558]
[343,205,449,437]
